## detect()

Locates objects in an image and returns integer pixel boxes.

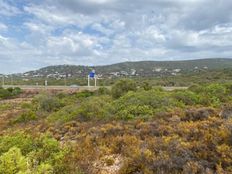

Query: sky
[0,0,232,73]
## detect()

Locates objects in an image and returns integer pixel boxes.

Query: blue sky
[0,0,232,73]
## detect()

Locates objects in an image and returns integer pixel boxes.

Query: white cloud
[0,0,21,16]
[0,23,8,32]
[0,0,232,73]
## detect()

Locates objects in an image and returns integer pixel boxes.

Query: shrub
[205,84,227,100]
[0,147,28,174]
[12,87,22,95]
[76,96,113,121]
[171,90,200,105]
[224,83,232,95]
[113,89,183,119]
[0,134,35,155]
[0,103,11,111]
[0,133,72,173]
[48,104,80,123]
[0,87,22,99]
[189,83,230,106]
[6,87,14,93]
[33,94,63,112]
[75,90,94,98]
[183,107,216,121]
[111,79,137,99]
[48,95,113,123]
[95,87,111,95]
[12,110,37,124]
[116,105,153,120]
[0,88,12,99]
[140,81,152,91]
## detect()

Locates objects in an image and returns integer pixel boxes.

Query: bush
[12,110,37,124]
[95,87,111,95]
[0,103,11,111]
[0,88,11,99]
[76,96,113,121]
[0,133,72,173]
[0,87,22,99]
[75,90,94,98]
[33,94,63,112]
[116,105,153,120]
[48,105,80,123]
[111,79,137,99]
[140,81,152,91]
[0,147,28,174]
[224,83,232,95]
[113,89,183,119]
[12,87,22,95]
[189,83,231,106]
[171,90,200,105]
[48,95,113,123]
[0,133,36,155]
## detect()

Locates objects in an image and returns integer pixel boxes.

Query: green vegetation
[11,110,37,124]
[1,79,232,173]
[111,79,137,99]
[0,87,22,99]
[0,133,80,174]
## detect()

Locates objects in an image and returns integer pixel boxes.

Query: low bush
[12,110,37,124]
[33,94,63,112]
[0,133,77,174]
[0,87,22,99]
[75,90,94,98]
[140,81,152,91]
[113,89,183,120]
[116,105,153,120]
[95,87,111,95]
[0,103,11,111]
[171,90,201,105]
[48,95,113,123]
[48,104,80,123]
[0,147,28,174]
[111,79,137,99]
[76,95,113,121]
[0,88,12,99]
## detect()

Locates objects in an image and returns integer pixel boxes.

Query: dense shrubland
[0,87,22,99]
[1,80,232,173]
[0,133,82,173]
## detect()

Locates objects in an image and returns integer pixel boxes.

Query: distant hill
[18,58,232,79]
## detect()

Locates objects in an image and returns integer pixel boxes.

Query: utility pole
[64,75,67,86]
[2,75,4,87]
[11,75,13,86]
[94,76,97,87]
[88,75,90,87]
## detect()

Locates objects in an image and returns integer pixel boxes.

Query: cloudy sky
[0,0,232,73]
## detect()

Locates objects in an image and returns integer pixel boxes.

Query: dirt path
[0,97,33,104]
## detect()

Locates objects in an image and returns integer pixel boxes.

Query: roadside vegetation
[0,87,22,99]
[0,80,232,173]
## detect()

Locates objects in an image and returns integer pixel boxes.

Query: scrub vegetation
[0,80,232,173]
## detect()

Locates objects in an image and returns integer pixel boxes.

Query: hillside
[18,58,232,79]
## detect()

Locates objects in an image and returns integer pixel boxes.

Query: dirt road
[2,85,188,92]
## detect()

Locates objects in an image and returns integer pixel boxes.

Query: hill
[18,58,232,79]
